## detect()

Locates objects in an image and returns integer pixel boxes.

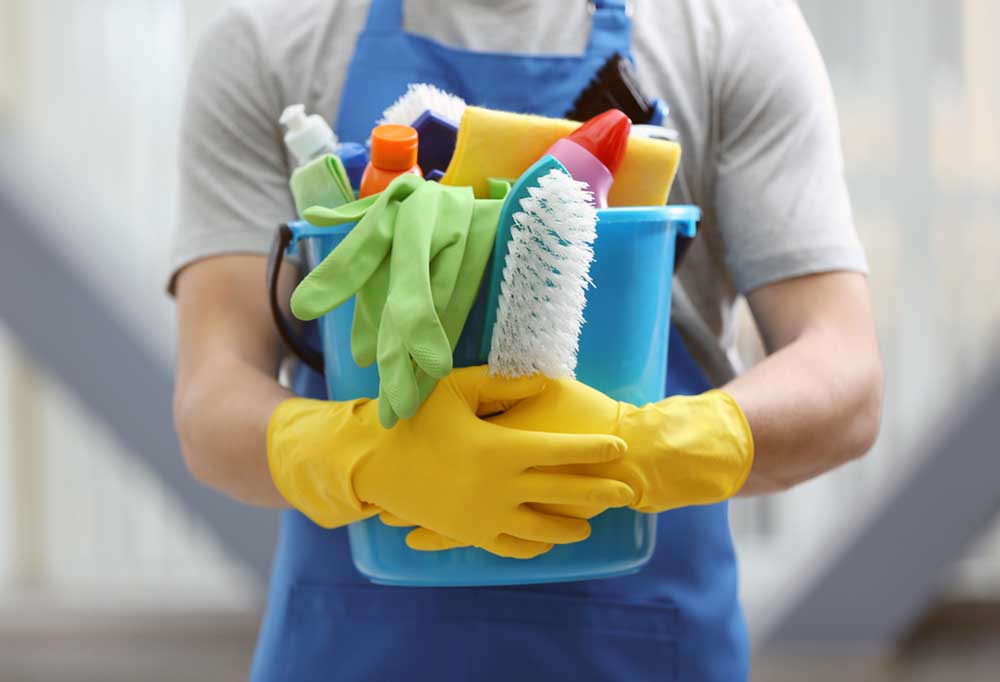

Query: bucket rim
[288,219,355,236]
[596,204,700,223]
[287,204,700,248]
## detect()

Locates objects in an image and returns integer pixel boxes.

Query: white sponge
[489,169,598,378]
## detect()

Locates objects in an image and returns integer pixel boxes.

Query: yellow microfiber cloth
[440,106,681,207]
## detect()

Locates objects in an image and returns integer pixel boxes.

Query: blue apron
[251,1,748,679]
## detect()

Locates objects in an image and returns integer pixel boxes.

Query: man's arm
[726,271,882,495]
[173,255,296,507]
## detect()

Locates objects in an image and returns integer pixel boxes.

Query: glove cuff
[705,390,755,499]
[626,389,755,511]
[267,398,378,528]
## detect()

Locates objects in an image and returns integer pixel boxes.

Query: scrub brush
[486,159,599,378]
[379,84,467,175]
[378,83,467,127]
[566,53,657,123]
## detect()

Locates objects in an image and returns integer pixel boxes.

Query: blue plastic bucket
[284,204,699,586]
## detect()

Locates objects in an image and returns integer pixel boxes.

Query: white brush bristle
[379,83,467,126]
[489,170,598,379]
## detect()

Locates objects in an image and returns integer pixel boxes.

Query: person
[169,0,883,679]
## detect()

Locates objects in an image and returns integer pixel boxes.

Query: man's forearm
[724,324,882,495]
[174,353,292,507]
[173,255,304,508]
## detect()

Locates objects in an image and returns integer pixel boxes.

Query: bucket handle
[666,206,700,270]
[267,224,325,375]
[674,232,695,268]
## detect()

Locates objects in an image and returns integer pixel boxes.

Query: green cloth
[486,177,513,199]
[293,175,501,427]
[289,154,354,217]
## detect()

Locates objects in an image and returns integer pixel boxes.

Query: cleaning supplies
[379,83,467,129]
[566,53,658,124]
[281,104,338,162]
[359,124,423,198]
[294,175,503,427]
[293,175,459,417]
[379,83,466,175]
[335,141,369,190]
[479,156,562,363]
[266,366,633,558]
[567,53,679,142]
[291,178,419,322]
[372,181,472,424]
[276,203,697,584]
[410,110,460,177]
[280,104,354,215]
[376,187,504,427]
[542,109,631,208]
[483,156,598,378]
[441,106,680,206]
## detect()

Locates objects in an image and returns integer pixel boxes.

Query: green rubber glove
[373,181,472,422]
[294,175,460,424]
[294,175,502,428]
[377,193,503,427]
[292,178,412,322]
[297,189,402,373]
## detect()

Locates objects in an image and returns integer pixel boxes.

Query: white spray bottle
[280,105,353,216]
[281,104,338,165]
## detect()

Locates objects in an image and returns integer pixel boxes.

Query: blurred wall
[0,0,256,611]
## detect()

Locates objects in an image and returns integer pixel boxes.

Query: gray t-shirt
[171,0,867,385]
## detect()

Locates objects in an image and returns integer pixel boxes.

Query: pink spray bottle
[543,109,631,208]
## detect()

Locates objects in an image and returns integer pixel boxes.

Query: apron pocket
[276,583,678,682]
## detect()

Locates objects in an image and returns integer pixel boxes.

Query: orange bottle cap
[370,124,419,171]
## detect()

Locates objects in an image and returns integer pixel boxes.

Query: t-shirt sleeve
[713,0,867,294]
[168,5,295,294]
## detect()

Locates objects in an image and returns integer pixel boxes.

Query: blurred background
[0,0,998,680]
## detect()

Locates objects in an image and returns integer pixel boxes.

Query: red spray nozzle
[565,109,631,177]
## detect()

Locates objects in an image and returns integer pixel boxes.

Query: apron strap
[588,0,632,53]
[364,0,403,34]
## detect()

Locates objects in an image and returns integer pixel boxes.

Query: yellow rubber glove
[393,378,753,551]
[267,367,635,559]
[378,511,465,552]
[489,378,755,513]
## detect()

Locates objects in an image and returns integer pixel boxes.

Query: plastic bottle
[281,104,338,164]
[335,142,369,190]
[359,124,423,198]
[543,109,631,208]
[280,105,353,215]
